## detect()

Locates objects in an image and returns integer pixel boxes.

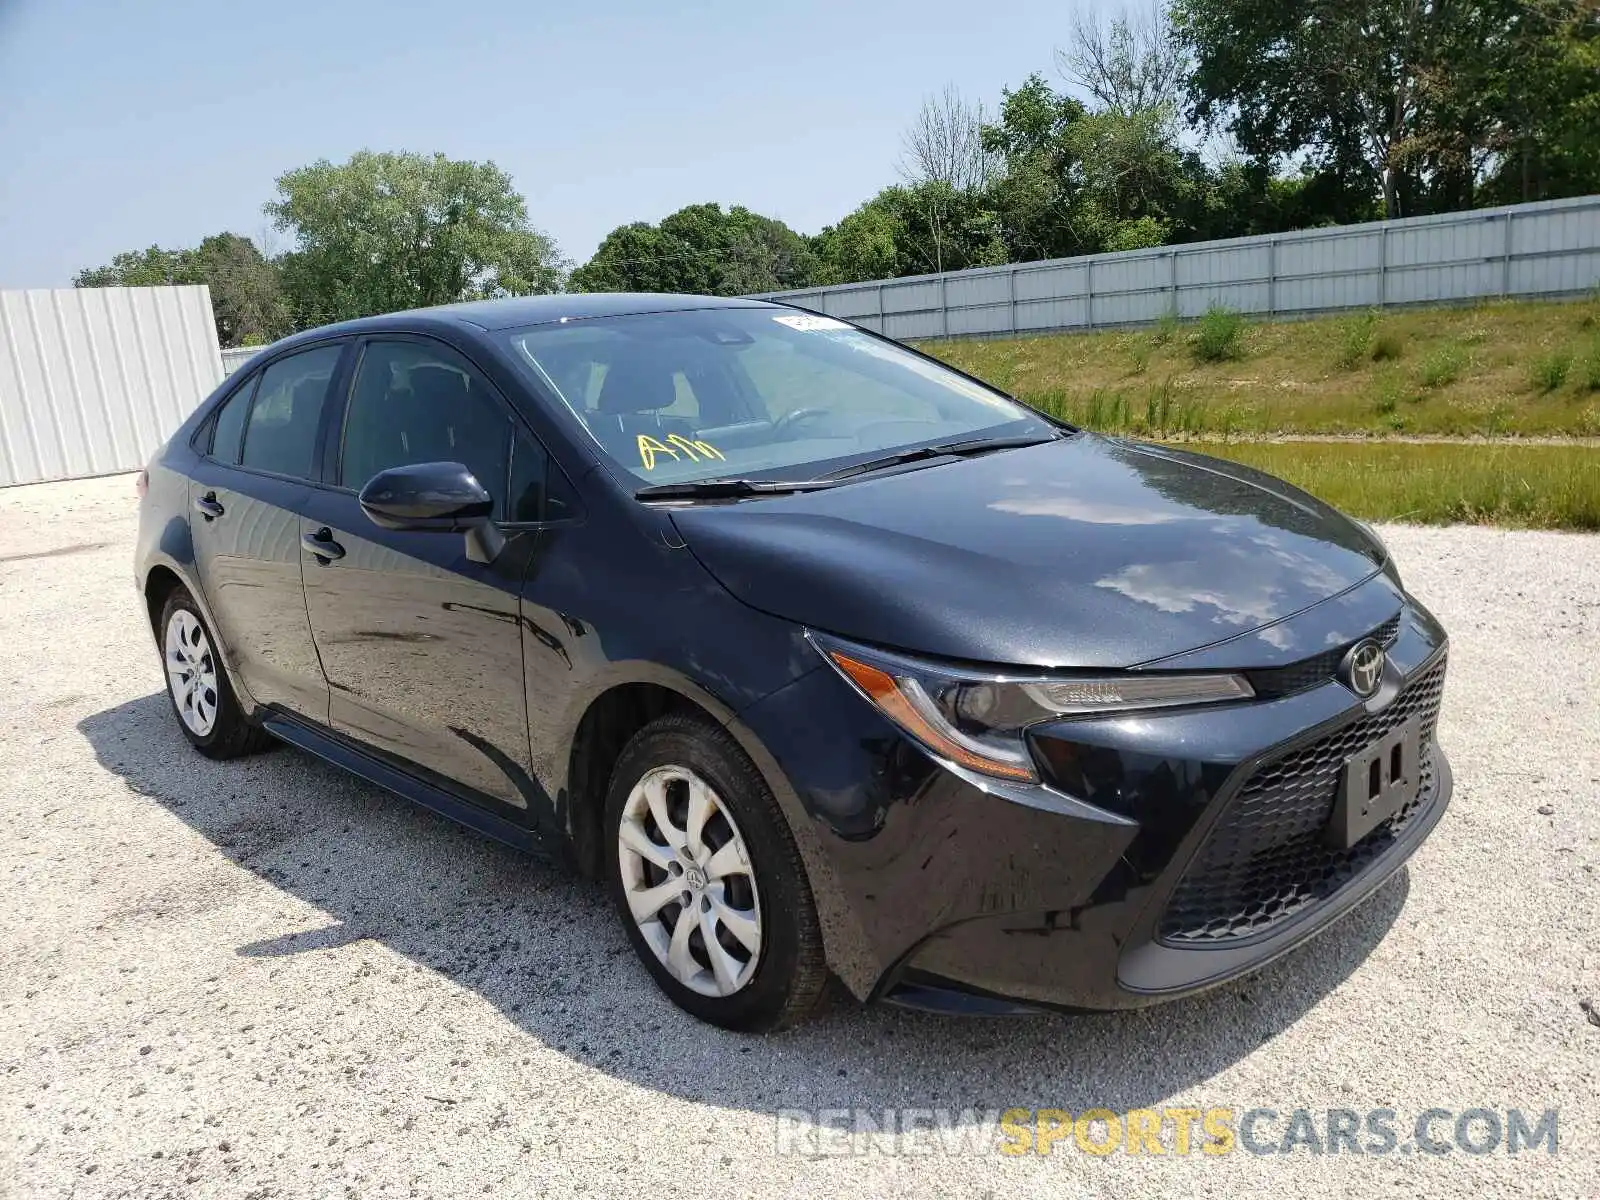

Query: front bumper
[735,585,1452,1013]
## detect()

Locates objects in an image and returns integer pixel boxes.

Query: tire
[603,711,826,1032]
[157,586,274,760]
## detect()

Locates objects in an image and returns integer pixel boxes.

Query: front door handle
[301,528,346,563]
[193,492,224,520]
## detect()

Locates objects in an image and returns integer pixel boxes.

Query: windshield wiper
[634,477,839,500]
[817,432,1061,481]
[636,433,1063,499]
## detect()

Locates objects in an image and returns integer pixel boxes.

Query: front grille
[1158,653,1446,945]
[1246,612,1403,699]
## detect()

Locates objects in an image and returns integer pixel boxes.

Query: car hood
[669,434,1387,669]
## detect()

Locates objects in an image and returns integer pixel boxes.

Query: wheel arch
[560,671,733,879]
[553,662,867,998]
[142,563,186,639]
[137,555,258,717]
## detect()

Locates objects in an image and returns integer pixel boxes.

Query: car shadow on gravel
[80,692,1409,1121]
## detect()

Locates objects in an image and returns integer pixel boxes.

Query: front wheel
[157,587,274,760]
[604,712,826,1032]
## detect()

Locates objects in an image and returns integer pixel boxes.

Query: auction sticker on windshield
[773,314,850,332]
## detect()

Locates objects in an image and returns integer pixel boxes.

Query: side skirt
[260,710,547,857]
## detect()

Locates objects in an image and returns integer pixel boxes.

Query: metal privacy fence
[0,285,223,487]
[757,194,1600,340]
[219,346,257,377]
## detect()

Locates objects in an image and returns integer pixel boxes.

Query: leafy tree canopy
[74,232,288,348]
[1172,0,1600,218]
[814,183,1008,284]
[570,203,816,296]
[267,150,566,326]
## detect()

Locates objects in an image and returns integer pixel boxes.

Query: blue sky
[0,0,1071,287]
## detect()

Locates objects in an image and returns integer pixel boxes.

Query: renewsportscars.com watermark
[773,1107,1560,1158]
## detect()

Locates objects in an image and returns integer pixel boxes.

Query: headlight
[810,633,1254,783]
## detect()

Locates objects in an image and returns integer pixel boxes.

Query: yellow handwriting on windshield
[637,435,680,471]
[667,434,726,462]
[638,433,725,470]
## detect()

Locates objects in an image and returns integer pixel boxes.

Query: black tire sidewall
[602,714,819,1032]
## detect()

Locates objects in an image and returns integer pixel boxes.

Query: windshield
[497,307,1053,485]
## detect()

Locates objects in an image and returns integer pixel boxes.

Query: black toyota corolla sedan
[134,293,1450,1031]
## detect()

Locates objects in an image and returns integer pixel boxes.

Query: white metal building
[0,285,222,487]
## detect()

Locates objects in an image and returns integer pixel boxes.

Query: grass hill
[923,297,1600,440]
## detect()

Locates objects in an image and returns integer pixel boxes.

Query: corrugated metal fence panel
[220,346,259,376]
[0,286,222,487]
[755,194,1600,340]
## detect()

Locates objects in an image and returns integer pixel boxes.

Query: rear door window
[240,344,343,479]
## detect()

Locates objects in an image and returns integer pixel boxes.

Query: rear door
[188,342,347,721]
[297,335,541,817]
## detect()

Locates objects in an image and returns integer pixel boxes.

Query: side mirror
[358,461,505,563]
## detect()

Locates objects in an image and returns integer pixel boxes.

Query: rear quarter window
[207,374,257,464]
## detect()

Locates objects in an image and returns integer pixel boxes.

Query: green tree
[812,202,904,285]
[267,151,565,326]
[74,246,194,288]
[570,203,817,295]
[1175,0,1423,217]
[1173,0,1598,218]
[1190,160,1381,241]
[74,234,289,347]
[1476,3,1600,204]
[980,74,1217,260]
[979,74,1093,261]
[188,234,289,347]
[1060,106,1196,250]
[813,183,1008,284]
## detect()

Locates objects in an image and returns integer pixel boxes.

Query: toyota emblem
[1341,639,1386,698]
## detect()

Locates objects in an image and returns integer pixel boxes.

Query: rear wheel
[604,712,826,1032]
[158,587,273,759]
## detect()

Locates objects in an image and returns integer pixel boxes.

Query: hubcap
[164,609,219,737]
[616,765,763,998]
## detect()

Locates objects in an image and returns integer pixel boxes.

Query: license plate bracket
[1328,718,1421,849]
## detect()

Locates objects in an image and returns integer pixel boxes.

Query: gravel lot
[3,472,1596,1199]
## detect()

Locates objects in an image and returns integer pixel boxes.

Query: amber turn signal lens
[828,652,1038,782]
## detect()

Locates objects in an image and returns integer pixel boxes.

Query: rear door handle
[301,528,346,563]
[193,492,224,520]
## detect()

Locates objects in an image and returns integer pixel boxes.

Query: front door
[298,336,540,817]
[189,342,346,722]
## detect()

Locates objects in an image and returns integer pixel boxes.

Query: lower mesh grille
[1158,654,1446,945]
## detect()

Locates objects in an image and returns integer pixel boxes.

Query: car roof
[225,293,797,376]
[430,292,783,331]
[269,293,788,346]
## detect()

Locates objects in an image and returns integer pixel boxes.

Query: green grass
[1335,311,1377,369]
[1580,340,1600,392]
[1530,349,1572,393]
[1369,329,1406,362]
[1191,306,1244,363]
[1417,344,1466,389]
[921,297,1600,438]
[1192,442,1600,530]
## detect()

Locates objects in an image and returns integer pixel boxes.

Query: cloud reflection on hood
[1095,533,1351,635]
[989,495,1216,525]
